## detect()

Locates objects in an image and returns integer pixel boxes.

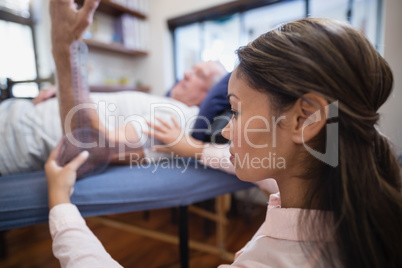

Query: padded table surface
[0,161,253,231]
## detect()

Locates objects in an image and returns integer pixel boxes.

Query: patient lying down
[0,60,227,177]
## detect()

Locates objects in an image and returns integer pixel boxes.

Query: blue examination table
[0,161,253,267]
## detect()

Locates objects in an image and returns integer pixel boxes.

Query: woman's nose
[221,120,232,141]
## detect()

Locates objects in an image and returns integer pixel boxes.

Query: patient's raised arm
[50,0,100,133]
[49,0,144,177]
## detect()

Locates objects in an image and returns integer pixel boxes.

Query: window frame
[0,3,41,97]
[168,0,383,81]
[168,0,308,81]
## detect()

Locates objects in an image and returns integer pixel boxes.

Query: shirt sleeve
[199,144,236,174]
[49,203,123,268]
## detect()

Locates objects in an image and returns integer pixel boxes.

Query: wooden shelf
[75,0,147,19]
[75,0,149,86]
[90,85,150,93]
[84,39,148,56]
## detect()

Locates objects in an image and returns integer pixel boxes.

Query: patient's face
[170,62,214,107]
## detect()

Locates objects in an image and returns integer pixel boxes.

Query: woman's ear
[291,93,328,144]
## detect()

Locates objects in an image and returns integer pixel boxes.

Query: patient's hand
[144,117,204,158]
[50,0,99,53]
[33,85,57,105]
[45,142,89,209]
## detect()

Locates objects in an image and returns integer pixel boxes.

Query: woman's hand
[144,117,204,158]
[45,142,89,209]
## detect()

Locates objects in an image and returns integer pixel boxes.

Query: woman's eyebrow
[227,94,239,101]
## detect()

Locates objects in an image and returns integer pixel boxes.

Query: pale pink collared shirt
[49,193,337,268]
[218,193,337,268]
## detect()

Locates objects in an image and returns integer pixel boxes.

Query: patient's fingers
[76,0,100,39]
[65,151,89,171]
[146,121,165,133]
[171,116,180,129]
[155,117,172,129]
[151,145,172,153]
[143,130,163,141]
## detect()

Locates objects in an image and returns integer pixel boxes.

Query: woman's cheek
[232,125,242,153]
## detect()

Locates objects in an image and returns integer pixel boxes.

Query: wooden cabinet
[75,0,149,92]
[86,0,147,18]
[83,39,148,56]
[76,0,148,56]
[89,84,150,93]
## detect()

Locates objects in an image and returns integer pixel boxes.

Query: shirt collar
[262,193,335,242]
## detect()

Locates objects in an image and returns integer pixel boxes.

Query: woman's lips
[229,151,235,163]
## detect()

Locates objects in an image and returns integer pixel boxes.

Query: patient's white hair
[206,61,228,89]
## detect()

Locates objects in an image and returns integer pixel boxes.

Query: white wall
[379,0,402,158]
[146,0,234,96]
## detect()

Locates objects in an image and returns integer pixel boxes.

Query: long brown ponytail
[236,18,402,267]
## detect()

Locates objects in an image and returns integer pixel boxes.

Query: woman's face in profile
[222,69,294,182]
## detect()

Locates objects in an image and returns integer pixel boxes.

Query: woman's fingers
[65,151,89,171]
[47,139,64,163]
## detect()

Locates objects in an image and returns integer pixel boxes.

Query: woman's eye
[231,109,239,119]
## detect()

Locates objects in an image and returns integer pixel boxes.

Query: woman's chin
[234,165,278,183]
[234,169,262,183]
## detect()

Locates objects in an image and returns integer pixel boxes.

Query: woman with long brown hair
[218,18,402,267]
